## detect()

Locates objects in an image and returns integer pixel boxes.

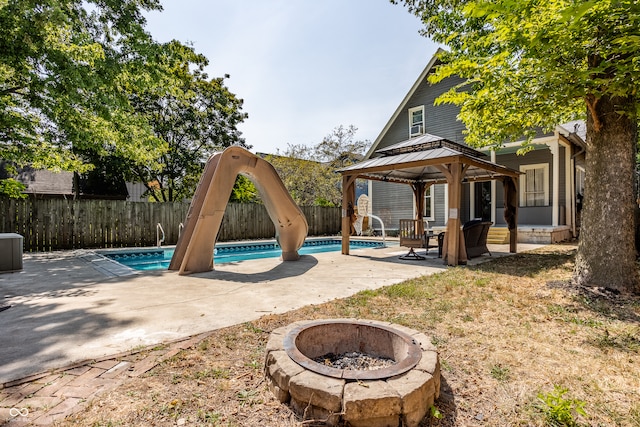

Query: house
[361,49,586,244]
[0,162,148,201]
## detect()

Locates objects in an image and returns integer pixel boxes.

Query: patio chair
[463,220,493,258]
[422,219,440,254]
[399,219,424,260]
[399,219,439,260]
[438,220,492,260]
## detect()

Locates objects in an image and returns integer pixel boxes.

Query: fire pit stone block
[289,369,345,413]
[411,332,438,352]
[265,350,304,403]
[264,327,287,353]
[387,369,436,426]
[414,350,441,399]
[343,380,401,427]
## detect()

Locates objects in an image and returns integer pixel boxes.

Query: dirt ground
[62,244,640,426]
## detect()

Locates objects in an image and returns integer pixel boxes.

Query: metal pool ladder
[156,223,165,247]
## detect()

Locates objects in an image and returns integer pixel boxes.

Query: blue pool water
[102,239,384,271]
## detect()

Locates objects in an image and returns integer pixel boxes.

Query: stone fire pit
[264,319,440,427]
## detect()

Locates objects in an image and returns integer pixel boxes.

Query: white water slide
[169,146,308,275]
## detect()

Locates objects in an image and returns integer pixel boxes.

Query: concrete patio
[0,240,542,425]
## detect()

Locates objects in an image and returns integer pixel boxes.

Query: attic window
[409,106,424,137]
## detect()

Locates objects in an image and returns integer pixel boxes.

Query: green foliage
[314,197,335,207]
[0,0,166,171]
[236,389,262,407]
[382,280,435,300]
[128,41,248,202]
[193,368,229,380]
[242,321,263,334]
[395,0,640,148]
[537,385,587,426]
[0,178,27,199]
[593,328,640,352]
[197,410,222,423]
[315,124,370,168]
[430,404,443,420]
[230,175,258,203]
[1,1,246,203]
[267,125,370,206]
[490,363,510,381]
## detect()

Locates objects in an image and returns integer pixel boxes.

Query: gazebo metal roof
[339,134,520,184]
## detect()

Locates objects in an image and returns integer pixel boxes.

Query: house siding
[432,184,446,227]
[371,181,413,232]
[370,72,469,231]
[376,73,467,152]
[494,146,554,225]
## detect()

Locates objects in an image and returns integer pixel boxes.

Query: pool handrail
[156,223,165,247]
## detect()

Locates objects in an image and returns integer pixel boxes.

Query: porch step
[487,227,510,244]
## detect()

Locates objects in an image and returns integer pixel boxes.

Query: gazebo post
[341,174,357,255]
[412,182,427,234]
[444,162,463,266]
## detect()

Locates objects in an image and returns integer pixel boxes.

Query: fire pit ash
[264,319,441,427]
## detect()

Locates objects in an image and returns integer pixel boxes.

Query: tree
[0,0,166,183]
[1,1,248,203]
[0,178,27,199]
[267,126,370,207]
[315,125,370,169]
[266,144,334,206]
[394,0,639,293]
[127,41,249,202]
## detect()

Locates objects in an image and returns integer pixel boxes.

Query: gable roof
[367,50,588,161]
[365,48,447,159]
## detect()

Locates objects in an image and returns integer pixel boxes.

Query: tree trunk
[573,94,639,294]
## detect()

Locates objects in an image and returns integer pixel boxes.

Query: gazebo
[339,134,521,265]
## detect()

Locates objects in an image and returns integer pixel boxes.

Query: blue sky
[144,0,439,155]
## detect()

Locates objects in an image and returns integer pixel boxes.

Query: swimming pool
[101,238,385,271]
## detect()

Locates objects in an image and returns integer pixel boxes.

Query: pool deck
[0,239,543,424]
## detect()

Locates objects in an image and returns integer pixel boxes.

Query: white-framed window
[519,163,549,207]
[576,166,585,212]
[423,185,435,221]
[576,166,585,197]
[408,106,424,137]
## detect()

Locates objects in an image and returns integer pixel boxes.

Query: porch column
[341,174,357,255]
[550,140,560,226]
[490,151,497,225]
[503,176,519,253]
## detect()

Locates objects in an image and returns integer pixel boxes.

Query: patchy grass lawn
[63,244,639,426]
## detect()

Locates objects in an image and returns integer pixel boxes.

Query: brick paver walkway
[0,332,211,426]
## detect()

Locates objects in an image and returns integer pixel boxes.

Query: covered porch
[339,134,522,266]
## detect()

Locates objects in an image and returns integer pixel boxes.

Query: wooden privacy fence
[0,199,341,252]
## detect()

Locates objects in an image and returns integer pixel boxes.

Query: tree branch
[585,95,602,133]
[0,86,25,96]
